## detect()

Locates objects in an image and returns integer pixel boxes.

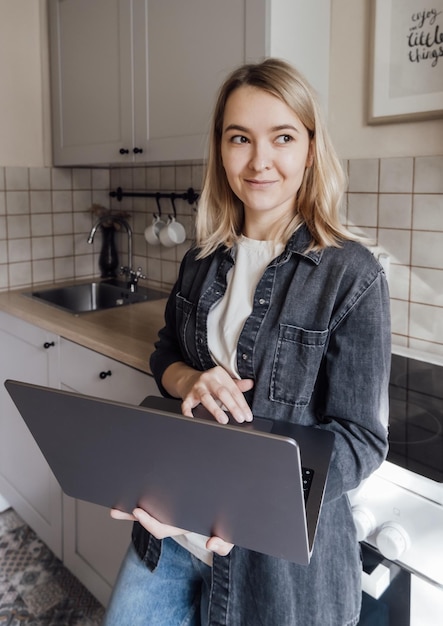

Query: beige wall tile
[378,229,411,265]
[388,264,410,301]
[30,190,51,214]
[379,194,412,229]
[55,256,75,281]
[9,261,32,286]
[31,214,52,237]
[347,193,378,227]
[5,167,29,190]
[6,191,29,215]
[54,235,74,257]
[380,158,413,193]
[348,159,379,193]
[412,232,443,269]
[8,238,31,263]
[7,215,30,239]
[413,194,443,230]
[32,237,53,260]
[414,156,443,193]
[32,259,54,284]
[53,213,73,236]
[52,168,72,190]
[30,168,51,190]
[409,302,443,344]
[73,168,92,190]
[411,267,443,306]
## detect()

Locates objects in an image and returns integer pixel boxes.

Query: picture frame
[369,0,443,124]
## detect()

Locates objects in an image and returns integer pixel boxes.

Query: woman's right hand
[162,362,254,424]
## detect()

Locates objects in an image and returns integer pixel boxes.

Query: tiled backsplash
[344,156,443,358]
[0,156,442,357]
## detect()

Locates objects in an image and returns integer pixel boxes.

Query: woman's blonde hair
[196,58,358,258]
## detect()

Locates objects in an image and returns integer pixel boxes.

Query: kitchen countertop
[0,279,170,374]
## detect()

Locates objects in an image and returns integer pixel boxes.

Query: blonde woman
[104,58,390,626]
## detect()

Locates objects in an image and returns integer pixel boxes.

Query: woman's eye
[230,135,249,144]
[275,134,293,144]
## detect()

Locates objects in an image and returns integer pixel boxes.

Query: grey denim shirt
[133,225,391,626]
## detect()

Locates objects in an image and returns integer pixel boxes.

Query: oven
[349,348,443,626]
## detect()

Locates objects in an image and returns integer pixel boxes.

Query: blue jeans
[102,538,212,626]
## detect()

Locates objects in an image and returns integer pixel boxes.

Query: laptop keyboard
[302,467,314,502]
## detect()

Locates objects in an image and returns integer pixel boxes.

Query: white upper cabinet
[49,0,135,165]
[49,0,330,166]
[49,0,265,165]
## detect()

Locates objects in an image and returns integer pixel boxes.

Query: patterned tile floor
[0,508,104,625]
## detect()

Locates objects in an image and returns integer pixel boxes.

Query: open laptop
[4,379,334,565]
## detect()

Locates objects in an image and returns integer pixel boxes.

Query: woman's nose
[248,143,272,171]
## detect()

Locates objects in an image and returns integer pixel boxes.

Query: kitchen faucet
[87,216,145,292]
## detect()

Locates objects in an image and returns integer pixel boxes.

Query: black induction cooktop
[388,354,443,483]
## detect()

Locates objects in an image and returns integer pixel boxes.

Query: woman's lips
[244,178,277,188]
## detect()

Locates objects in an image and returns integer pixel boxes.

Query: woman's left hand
[110,508,234,556]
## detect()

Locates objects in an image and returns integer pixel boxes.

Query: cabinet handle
[99,370,112,380]
[43,341,55,349]
[133,147,143,154]
[119,148,129,154]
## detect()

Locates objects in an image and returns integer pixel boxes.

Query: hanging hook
[170,195,178,220]
[155,193,163,219]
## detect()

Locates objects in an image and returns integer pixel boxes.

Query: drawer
[59,338,158,404]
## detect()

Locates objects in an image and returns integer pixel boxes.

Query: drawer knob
[99,370,112,380]
[43,341,55,349]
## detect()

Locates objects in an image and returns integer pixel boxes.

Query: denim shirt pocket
[270,324,329,406]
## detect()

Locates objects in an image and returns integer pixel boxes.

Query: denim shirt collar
[285,225,324,265]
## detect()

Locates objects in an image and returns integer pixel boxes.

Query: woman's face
[221,85,312,238]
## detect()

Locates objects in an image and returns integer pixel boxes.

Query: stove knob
[376,522,411,560]
[351,506,377,542]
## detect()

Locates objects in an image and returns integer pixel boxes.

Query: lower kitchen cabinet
[62,497,133,608]
[0,312,161,606]
[59,337,161,606]
[0,312,62,557]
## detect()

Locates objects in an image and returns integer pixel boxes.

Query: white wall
[0,0,50,167]
[268,0,331,110]
[329,0,443,158]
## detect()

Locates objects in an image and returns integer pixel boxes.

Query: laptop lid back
[4,379,333,564]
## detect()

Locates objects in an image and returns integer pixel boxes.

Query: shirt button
[241,353,248,361]
[258,298,266,305]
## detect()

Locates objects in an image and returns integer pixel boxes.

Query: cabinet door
[0,312,62,556]
[142,0,264,162]
[49,0,136,165]
[60,338,161,606]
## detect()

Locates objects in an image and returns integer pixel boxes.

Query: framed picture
[369,0,443,123]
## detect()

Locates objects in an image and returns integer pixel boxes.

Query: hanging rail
[109,186,199,205]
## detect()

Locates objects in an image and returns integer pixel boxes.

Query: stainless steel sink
[27,280,166,314]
